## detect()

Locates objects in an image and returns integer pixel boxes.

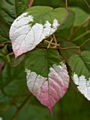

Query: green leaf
[25,6,68,25]
[0,22,9,42]
[0,61,29,96]
[61,10,75,29]
[0,0,16,25]
[0,0,16,42]
[17,104,54,120]
[68,51,90,78]
[25,49,61,77]
[0,91,12,106]
[68,51,90,101]
[25,49,70,111]
[33,0,90,14]
[59,83,90,120]
[0,65,11,88]
[0,106,17,120]
[33,0,64,8]
[68,0,90,14]
[70,7,89,26]
[15,0,29,16]
[60,41,79,60]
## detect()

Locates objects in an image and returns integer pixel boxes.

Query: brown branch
[0,38,89,57]
[36,46,58,49]
[0,41,11,47]
[59,46,80,50]
[7,52,14,56]
[28,0,34,8]
[3,41,11,44]
[0,44,4,47]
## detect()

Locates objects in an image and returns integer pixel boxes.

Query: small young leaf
[9,6,68,57]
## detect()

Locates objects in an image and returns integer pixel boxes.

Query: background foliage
[0,0,90,120]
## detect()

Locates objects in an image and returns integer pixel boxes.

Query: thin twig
[59,46,80,50]
[3,41,11,44]
[7,52,14,56]
[44,40,60,46]
[80,38,90,47]
[0,41,11,47]
[47,38,53,48]
[52,34,57,45]
[36,46,58,49]
[83,0,90,8]
[59,46,81,55]
[73,30,90,41]
[12,96,30,120]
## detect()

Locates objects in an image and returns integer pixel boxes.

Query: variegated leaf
[25,63,69,111]
[69,51,90,101]
[25,49,69,111]
[73,73,90,100]
[9,6,68,57]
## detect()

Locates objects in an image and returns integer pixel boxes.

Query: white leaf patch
[25,63,69,111]
[9,12,60,57]
[73,73,90,101]
[0,117,3,120]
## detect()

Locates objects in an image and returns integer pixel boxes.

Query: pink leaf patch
[25,63,69,111]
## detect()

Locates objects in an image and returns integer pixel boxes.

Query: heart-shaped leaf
[9,6,68,57]
[25,49,69,111]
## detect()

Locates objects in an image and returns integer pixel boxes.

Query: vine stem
[80,38,90,47]
[12,96,30,120]
[65,0,68,9]
[0,41,11,48]
[0,37,89,56]
[28,0,34,8]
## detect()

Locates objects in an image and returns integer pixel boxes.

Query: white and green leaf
[25,49,70,111]
[9,6,68,57]
[69,51,90,100]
